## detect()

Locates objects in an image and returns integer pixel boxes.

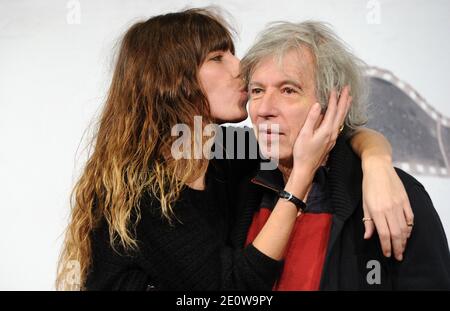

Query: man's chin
[259,148,280,160]
[260,149,292,163]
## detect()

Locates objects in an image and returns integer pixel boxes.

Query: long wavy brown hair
[56,8,234,290]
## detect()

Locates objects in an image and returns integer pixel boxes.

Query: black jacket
[85,128,450,290]
[234,136,450,290]
[85,156,283,291]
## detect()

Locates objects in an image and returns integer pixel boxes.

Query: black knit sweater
[84,155,282,291]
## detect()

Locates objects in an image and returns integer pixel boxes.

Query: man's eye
[282,87,296,95]
[251,88,263,95]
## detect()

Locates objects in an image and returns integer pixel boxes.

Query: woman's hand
[362,155,414,261]
[292,86,352,174]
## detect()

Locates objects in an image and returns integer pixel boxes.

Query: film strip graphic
[365,66,450,178]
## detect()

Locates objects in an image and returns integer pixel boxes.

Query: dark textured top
[85,156,282,290]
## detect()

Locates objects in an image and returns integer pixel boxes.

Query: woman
[56,8,413,290]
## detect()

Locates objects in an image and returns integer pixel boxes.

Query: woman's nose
[230,55,241,77]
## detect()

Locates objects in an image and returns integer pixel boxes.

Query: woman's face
[198,50,248,124]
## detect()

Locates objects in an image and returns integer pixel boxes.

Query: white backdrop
[1,0,449,290]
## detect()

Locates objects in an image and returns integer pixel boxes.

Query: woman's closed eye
[209,54,223,62]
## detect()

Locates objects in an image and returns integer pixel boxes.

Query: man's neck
[277,156,329,201]
[278,163,293,185]
[278,155,330,181]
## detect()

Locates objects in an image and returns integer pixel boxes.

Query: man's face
[248,48,319,164]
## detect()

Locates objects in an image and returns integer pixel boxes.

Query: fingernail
[386,252,391,257]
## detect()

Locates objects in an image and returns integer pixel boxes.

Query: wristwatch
[278,189,307,212]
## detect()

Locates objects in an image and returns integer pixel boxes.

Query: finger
[302,102,322,135]
[313,112,324,132]
[342,95,352,128]
[372,213,392,258]
[332,86,350,131]
[364,219,375,240]
[395,205,409,258]
[321,89,338,128]
[364,223,375,241]
[403,198,414,238]
[385,211,405,261]
[363,204,375,240]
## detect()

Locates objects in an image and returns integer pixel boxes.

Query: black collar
[326,136,363,222]
[251,165,329,194]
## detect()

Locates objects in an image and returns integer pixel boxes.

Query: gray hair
[241,21,368,132]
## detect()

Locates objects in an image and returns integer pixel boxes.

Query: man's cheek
[248,104,257,122]
[281,140,294,159]
[286,134,296,152]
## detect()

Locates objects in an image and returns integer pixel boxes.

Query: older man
[238,21,450,290]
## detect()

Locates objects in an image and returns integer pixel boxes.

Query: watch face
[279,190,289,199]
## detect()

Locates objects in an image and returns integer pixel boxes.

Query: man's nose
[257,90,278,119]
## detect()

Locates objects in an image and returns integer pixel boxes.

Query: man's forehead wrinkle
[249,48,316,88]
